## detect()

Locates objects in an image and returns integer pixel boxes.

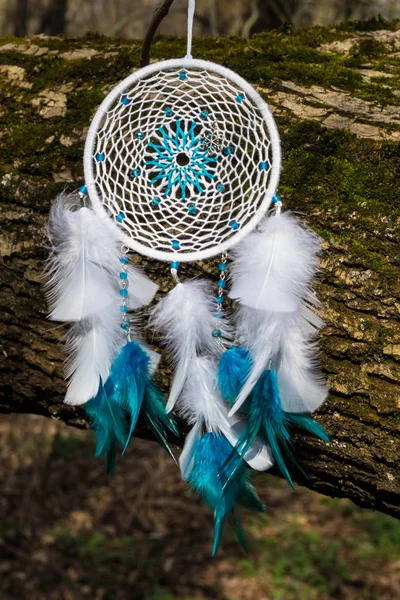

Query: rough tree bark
[0,20,399,518]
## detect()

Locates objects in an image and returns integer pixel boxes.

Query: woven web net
[90,66,273,258]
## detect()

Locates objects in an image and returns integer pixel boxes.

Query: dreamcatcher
[44,0,329,555]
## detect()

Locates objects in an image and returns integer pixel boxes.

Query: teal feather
[85,341,177,471]
[108,341,149,452]
[237,369,329,490]
[85,382,127,474]
[218,346,253,405]
[187,432,265,556]
[141,379,179,464]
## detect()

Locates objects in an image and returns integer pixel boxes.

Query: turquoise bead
[121,96,130,105]
[188,204,197,215]
[130,168,141,178]
[179,71,187,80]
[136,131,145,140]
[230,220,239,230]
[172,240,180,250]
[120,305,128,313]
[217,184,225,193]
[120,289,128,297]
[171,261,179,269]
[216,296,224,304]
[273,194,281,203]
[236,93,245,103]
[95,153,105,162]
[215,312,223,319]
[120,256,128,264]
[120,272,128,280]
[121,322,130,330]
[200,110,208,120]
[219,263,227,271]
[223,147,232,156]
[164,107,173,116]
[116,212,125,222]
[218,280,226,288]
[259,161,269,170]
[79,185,87,194]
[212,329,221,338]
[152,197,160,207]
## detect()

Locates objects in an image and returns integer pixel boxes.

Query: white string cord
[186,0,196,59]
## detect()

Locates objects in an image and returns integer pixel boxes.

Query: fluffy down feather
[229,211,321,313]
[44,193,158,321]
[148,279,231,413]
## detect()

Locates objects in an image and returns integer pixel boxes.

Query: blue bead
[218,280,226,288]
[230,220,239,230]
[273,194,281,203]
[212,329,221,338]
[121,322,130,330]
[130,168,141,178]
[136,131,145,140]
[179,71,187,80]
[188,204,197,215]
[223,147,232,156]
[215,312,223,319]
[121,96,130,105]
[216,296,224,304]
[172,240,180,250]
[79,185,87,194]
[200,110,208,120]
[95,153,105,162]
[120,289,128,297]
[164,107,173,116]
[116,212,125,222]
[152,197,160,207]
[120,272,128,280]
[219,263,227,271]
[236,93,245,103]
[120,305,128,313]
[120,256,128,264]
[171,261,179,269]
[217,184,225,193]
[259,161,269,170]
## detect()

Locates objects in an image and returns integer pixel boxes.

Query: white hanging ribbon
[186,0,196,59]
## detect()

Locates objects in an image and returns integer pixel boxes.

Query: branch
[140,0,177,68]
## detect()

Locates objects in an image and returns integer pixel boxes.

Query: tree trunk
[0,21,399,518]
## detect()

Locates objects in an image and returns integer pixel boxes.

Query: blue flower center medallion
[145,119,218,201]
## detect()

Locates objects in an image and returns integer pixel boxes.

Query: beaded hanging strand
[119,246,131,338]
[212,251,228,348]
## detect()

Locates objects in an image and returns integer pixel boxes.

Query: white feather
[44,193,158,321]
[229,305,328,416]
[179,421,202,481]
[179,356,272,473]
[148,279,230,413]
[64,307,123,405]
[229,211,321,313]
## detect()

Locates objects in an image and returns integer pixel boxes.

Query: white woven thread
[84,58,281,262]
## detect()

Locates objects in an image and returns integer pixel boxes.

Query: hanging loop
[185,0,196,59]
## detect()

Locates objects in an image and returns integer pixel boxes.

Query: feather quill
[148,279,230,413]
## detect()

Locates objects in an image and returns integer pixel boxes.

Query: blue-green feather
[85,341,177,471]
[85,382,127,474]
[108,341,150,452]
[218,346,253,405]
[187,432,265,556]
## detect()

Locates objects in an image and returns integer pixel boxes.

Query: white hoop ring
[84,58,281,263]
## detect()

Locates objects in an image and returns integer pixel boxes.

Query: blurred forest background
[1,0,400,38]
[1,1,400,599]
